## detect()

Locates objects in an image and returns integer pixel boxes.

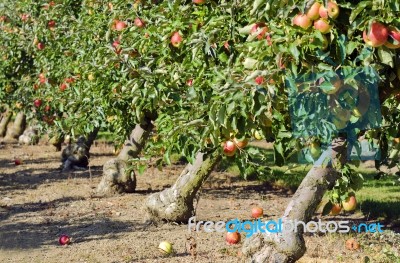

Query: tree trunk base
[61,136,90,171]
[96,158,136,195]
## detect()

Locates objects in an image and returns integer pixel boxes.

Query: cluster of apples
[329,192,357,216]
[363,21,400,49]
[222,137,249,156]
[292,1,339,34]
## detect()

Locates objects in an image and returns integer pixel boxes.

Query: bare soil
[0,142,398,263]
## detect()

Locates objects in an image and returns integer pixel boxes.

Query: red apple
[314,19,332,34]
[327,1,339,19]
[319,5,328,19]
[226,232,241,245]
[363,22,388,47]
[34,99,42,108]
[134,17,145,28]
[59,234,70,245]
[251,206,263,218]
[44,105,51,112]
[193,0,205,4]
[37,42,45,50]
[48,20,56,28]
[342,193,357,211]
[14,159,22,165]
[255,76,264,85]
[170,31,183,47]
[114,21,127,31]
[223,140,237,156]
[306,2,321,20]
[60,83,67,91]
[293,14,312,30]
[329,203,341,215]
[384,26,400,49]
[186,79,193,86]
[65,77,75,83]
[112,40,122,54]
[250,23,268,40]
[20,14,29,22]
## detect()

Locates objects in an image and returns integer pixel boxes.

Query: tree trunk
[0,109,12,137]
[96,120,153,195]
[61,127,100,171]
[242,137,347,263]
[4,112,26,142]
[145,150,221,223]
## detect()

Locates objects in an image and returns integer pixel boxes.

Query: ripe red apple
[255,76,264,85]
[170,31,183,47]
[114,21,127,31]
[193,0,205,4]
[186,79,193,86]
[20,14,29,22]
[37,42,45,50]
[112,40,122,54]
[223,140,237,156]
[14,159,22,165]
[327,1,339,19]
[250,23,268,40]
[363,22,388,47]
[226,232,241,245]
[384,26,400,49]
[59,234,70,245]
[306,2,321,20]
[134,17,145,28]
[251,206,263,218]
[342,193,357,211]
[48,20,56,28]
[65,77,74,83]
[314,19,332,34]
[34,99,42,108]
[329,203,341,215]
[293,14,312,30]
[60,83,67,91]
[319,5,328,19]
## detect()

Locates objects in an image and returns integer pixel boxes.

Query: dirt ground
[0,141,399,263]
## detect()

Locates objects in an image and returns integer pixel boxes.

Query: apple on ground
[226,232,241,245]
[170,31,183,47]
[59,234,71,245]
[14,159,22,165]
[158,241,173,254]
[48,20,56,28]
[306,2,321,20]
[251,206,263,218]
[342,192,357,211]
[223,140,236,156]
[134,17,145,28]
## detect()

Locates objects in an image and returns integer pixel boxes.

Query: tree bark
[96,120,153,195]
[0,108,12,137]
[242,137,347,263]
[145,150,221,223]
[4,112,26,142]
[61,127,100,171]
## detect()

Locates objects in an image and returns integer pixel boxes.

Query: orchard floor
[0,142,399,263]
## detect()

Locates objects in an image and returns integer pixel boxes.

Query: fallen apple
[158,241,173,255]
[14,159,22,165]
[59,234,71,245]
[114,20,127,31]
[37,42,45,50]
[134,17,145,28]
[345,238,360,250]
[34,99,42,108]
[226,231,241,245]
[251,206,263,219]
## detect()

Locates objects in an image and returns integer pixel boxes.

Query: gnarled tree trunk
[96,120,153,195]
[61,127,100,171]
[242,137,347,263]
[4,112,26,142]
[145,150,221,223]
[0,108,12,137]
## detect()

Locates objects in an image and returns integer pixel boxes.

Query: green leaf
[378,48,394,67]
[322,201,333,216]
